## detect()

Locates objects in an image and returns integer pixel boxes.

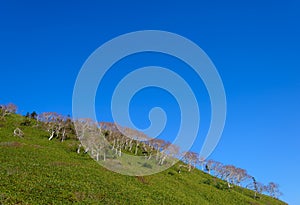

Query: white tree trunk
[77,144,81,154]
[61,128,66,142]
[135,142,139,155]
[48,130,55,140]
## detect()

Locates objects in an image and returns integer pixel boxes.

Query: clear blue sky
[1,0,299,204]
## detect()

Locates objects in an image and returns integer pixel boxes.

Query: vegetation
[0,104,287,204]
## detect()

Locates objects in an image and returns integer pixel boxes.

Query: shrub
[142,163,152,169]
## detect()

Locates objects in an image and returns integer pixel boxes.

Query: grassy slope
[0,114,287,205]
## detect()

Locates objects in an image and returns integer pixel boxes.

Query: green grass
[0,114,287,204]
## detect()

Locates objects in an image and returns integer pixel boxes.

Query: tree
[38,112,64,140]
[266,182,282,199]
[76,119,112,161]
[233,168,248,186]
[14,128,24,138]
[62,116,76,141]
[74,118,96,152]
[99,122,128,157]
[252,177,258,198]
[0,105,3,119]
[0,103,18,119]
[198,157,206,171]
[30,111,37,120]
[210,160,223,177]
[180,151,198,172]
[153,139,166,161]
[247,177,267,198]
[158,141,172,165]
[164,143,180,165]
[6,103,17,113]
[256,182,267,194]
[221,165,237,188]
[25,112,30,118]
[205,159,216,174]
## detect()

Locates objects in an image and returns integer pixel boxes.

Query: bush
[142,163,152,169]
[168,170,176,176]
[20,118,32,126]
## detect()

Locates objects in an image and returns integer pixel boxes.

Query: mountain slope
[0,114,287,204]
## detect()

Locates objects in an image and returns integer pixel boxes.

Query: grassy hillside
[0,114,287,204]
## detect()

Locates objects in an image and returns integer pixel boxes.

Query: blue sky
[1,0,299,204]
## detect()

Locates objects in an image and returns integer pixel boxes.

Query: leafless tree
[180,151,198,172]
[164,143,180,165]
[7,103,17,113]
[233,168,248,186]
[38,112,63,140]
[198,157,206,171]
[266,182,282,199]
[220,165,237,188]
[0,103,17,119]
[60,116,75,141]
[75,118,111,161]
[205,159,216,174]
[257,182,267,194]
[37,112,74,141]
[14,127,24,138]
[247,176,265,198]
[210,160,223,177]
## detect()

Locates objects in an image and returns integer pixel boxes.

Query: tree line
[0,103,282,199]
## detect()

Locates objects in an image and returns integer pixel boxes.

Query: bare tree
[252,177,258,198]
[266,182,282,199]
[0,103,18,119]
[14,128,24,138]
[74,118,97,153]
[60,116,75,142]
[247,177,266,198]
[256,182,267,194]
[198,157,206,171]
[205,159,216,174]
[158,141,172,165]
[95,121,141,160]
[220,165,236,188]
[164,143,180,165]
[210,160,223,177]
[38,112,62,140]
[233,168,248,186]
[153,139,166,161]
[6,103,17,113]
[180,151,198,172]
[37,112,75,141]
